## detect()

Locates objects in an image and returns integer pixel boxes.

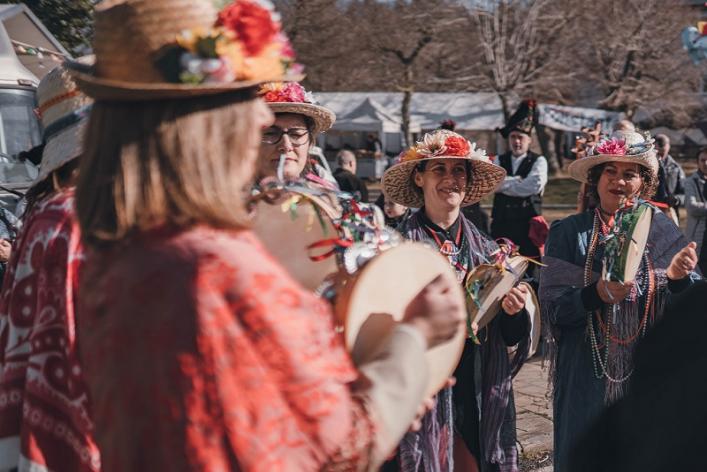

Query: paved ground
[513,358,554,472]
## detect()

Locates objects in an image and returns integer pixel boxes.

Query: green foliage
[7,0,94,54]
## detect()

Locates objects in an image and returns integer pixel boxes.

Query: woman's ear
[413,169,424,188]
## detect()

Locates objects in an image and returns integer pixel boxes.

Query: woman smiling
[382,130,532,472]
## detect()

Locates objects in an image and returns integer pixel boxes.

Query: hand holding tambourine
[500,284,529,315]
[403,272,465,349]
[667,242,698,280]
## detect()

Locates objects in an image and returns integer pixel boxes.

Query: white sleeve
[496,156,548,198]
[354,325,429,470]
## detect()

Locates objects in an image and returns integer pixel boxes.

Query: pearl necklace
[584,210,655,384]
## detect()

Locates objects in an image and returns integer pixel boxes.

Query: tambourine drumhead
[519,282,541,358]
[252,193,340,291]
[622,205,652,282]
[465,256,529,329]
[335,243,466,398]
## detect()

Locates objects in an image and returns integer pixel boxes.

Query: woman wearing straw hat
[69,0,464,470]
[382,129,532,472]
[0,64,99,472]
[256,81,338,187]
[539,129,700,472]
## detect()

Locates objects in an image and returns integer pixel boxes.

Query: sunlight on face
[257,113,311,180]
[414,159,468,212]
[597,162,643,212]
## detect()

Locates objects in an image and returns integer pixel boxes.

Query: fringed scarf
[397,210,529,472]
[540,208,693,403]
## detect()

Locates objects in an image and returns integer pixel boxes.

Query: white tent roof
[333,97,420,133]
[317,92,505,132]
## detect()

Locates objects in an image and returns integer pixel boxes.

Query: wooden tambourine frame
[334,243,467,398]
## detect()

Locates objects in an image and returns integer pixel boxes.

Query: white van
[0,21,41,211]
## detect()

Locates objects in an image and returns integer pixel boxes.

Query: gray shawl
[397,210,529,472]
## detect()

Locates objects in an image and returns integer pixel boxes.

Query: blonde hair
[76,92,260,247]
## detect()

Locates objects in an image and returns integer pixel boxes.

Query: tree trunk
[499,92,512,122]
[536,124,559,176]
[401,66,414,148]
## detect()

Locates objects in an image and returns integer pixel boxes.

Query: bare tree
[276,0,360,91]
[346,0,469,146]
[568,0,703,126]
[425,0,577,172]
[447,0,577,121]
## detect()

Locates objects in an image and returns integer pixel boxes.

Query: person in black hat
[491,99,548,274]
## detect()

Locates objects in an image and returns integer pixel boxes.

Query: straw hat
[67,0,302,101]
[258,82,335,134]
[33,64,93,188]
[382,130,506,208]
[567,130,659,184]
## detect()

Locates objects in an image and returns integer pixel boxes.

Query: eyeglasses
[261,127,310,146]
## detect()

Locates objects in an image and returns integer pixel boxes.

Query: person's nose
[278,133,294,152]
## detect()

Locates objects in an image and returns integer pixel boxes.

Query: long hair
[23,159,79,218]
[76,91,261,247]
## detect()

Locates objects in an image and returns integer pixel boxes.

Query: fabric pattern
[76,226,375,471]
[0,189,100,472]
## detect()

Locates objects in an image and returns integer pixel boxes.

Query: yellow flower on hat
[400,146,420,162]
[241,43,284,80]
[215,34,246,77]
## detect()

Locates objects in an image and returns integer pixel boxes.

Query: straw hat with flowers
[67,0,302,101]
[257,82,335,135]
[382,130,506,208]
[567,130,659,183]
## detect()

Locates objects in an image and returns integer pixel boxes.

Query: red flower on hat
[444,136,471,157]
[260,82,306,103]
[216,0,278,56]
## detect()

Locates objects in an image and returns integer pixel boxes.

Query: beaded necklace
[585,209,656,385]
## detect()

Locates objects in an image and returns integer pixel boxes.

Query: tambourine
[464,256,530,329]
[519,281,541,358]
[251,184,341,291]
[602,202,653,283]
[333,243,466,398]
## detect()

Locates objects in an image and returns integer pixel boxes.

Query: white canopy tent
[329,97,421,155]
[318,91,505,133]
[334,97,419,133]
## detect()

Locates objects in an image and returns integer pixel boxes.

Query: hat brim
[68,63,304,101]
[382,155,506,208]
[566,151,658,184]
[268,102,336,135]
[32,120,87,189]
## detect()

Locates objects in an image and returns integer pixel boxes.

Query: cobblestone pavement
[513,358,553,472]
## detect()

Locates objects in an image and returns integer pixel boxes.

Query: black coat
[569,280,707,472]
[333,168,369,203]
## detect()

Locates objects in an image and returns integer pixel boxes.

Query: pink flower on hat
[595,138,627,156]
[259,82,308,103]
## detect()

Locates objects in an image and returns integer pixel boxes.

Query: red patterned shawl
[76,226,375,471]
[0,189,100,471]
